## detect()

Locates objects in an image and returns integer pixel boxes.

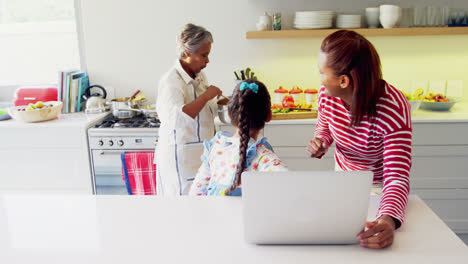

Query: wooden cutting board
[272,111,318,120]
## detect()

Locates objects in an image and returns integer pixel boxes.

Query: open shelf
[246,27,468,39]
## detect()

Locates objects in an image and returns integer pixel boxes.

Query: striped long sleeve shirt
[314,83,412,225]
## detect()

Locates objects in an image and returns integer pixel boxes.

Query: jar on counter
[273,12,282,30]
[289,86,303,104]
[305,88,318,108]
[273,86,288,105]
[257,12,272,31]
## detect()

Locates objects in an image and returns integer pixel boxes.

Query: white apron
[155,60,216,196]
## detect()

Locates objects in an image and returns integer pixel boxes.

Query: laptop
[242,170,373,244]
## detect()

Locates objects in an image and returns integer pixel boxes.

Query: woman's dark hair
[321,30,384,126]
[224,80,271,195]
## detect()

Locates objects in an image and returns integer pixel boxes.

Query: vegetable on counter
[282,95,295,108]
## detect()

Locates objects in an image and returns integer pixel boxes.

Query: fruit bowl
[408,100,421,113]
[420,100,456,111]
[8,101,63,122]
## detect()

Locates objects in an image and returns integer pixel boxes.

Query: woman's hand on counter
[357,215,396,249]
[202,85,223,101]
[306,137,329,158]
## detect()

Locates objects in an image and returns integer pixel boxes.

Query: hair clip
[240,82,259,94]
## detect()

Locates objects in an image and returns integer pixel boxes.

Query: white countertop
[0,112,110,128]
[0,194,465,264]
[216,102,468,125]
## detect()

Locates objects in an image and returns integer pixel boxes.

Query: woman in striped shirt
[307,30,412,249]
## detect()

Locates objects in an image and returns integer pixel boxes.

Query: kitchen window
[0,0,80,94]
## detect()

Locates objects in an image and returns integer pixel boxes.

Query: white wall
[0,21,80,101]
[79,0,468,103]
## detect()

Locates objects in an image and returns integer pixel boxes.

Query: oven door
[91,149,153,195]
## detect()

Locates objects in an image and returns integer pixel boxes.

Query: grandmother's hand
[306,137,329,158]
[357,215,396,249]
[203,85,222,100]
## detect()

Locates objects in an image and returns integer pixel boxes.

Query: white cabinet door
[0,148,92,193]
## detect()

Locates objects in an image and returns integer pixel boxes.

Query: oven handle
[99,151,124,156]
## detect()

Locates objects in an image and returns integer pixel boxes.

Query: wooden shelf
[246,27,468,39]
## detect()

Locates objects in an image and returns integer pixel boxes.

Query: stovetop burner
[94,115,160,128]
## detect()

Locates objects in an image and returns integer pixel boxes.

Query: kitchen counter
[0,194,466,263]
[0,112,110,194]
[215,102,468,125]
[0,112,110,128]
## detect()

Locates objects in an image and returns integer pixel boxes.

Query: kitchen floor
[457,234,468,246]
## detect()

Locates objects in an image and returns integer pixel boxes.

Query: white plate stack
[336,14,362,28]
[294,11,335,29]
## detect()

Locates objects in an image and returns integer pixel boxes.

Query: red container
[14,87,58,106]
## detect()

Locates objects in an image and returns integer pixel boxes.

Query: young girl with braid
[189,80,288,196]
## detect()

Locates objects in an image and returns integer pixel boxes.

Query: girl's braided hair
[224,80,271,195]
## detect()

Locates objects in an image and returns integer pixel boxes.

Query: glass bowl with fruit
[8,101,63,123]
[419,92,456,111]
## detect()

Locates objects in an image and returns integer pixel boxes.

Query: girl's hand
[357,215,396,249]
[306,137,329,158]
[203,85,222,100]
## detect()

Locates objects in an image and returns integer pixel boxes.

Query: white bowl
[8,101,63,123]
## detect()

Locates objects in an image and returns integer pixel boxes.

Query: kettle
[82,85,109,113]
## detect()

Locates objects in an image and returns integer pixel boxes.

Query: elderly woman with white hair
[155,23,223,196]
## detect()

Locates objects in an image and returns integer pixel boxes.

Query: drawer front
[0,127,83,148]
[411,145,468,188]
[413,123,468,145]
[274,146,335,171]
[264,125,315,147]
[410,189,468,233]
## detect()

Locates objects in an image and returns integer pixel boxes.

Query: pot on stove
[111,90,143,119]
[111,100,139,119]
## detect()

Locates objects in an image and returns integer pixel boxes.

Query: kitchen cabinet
[246,27,468,39]
[0,112,108,194]
[216,106,468,233]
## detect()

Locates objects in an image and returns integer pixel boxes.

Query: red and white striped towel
[121,152,157,195]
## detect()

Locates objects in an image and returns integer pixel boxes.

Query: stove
[92,115,160,129]
[88,114,160,195]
